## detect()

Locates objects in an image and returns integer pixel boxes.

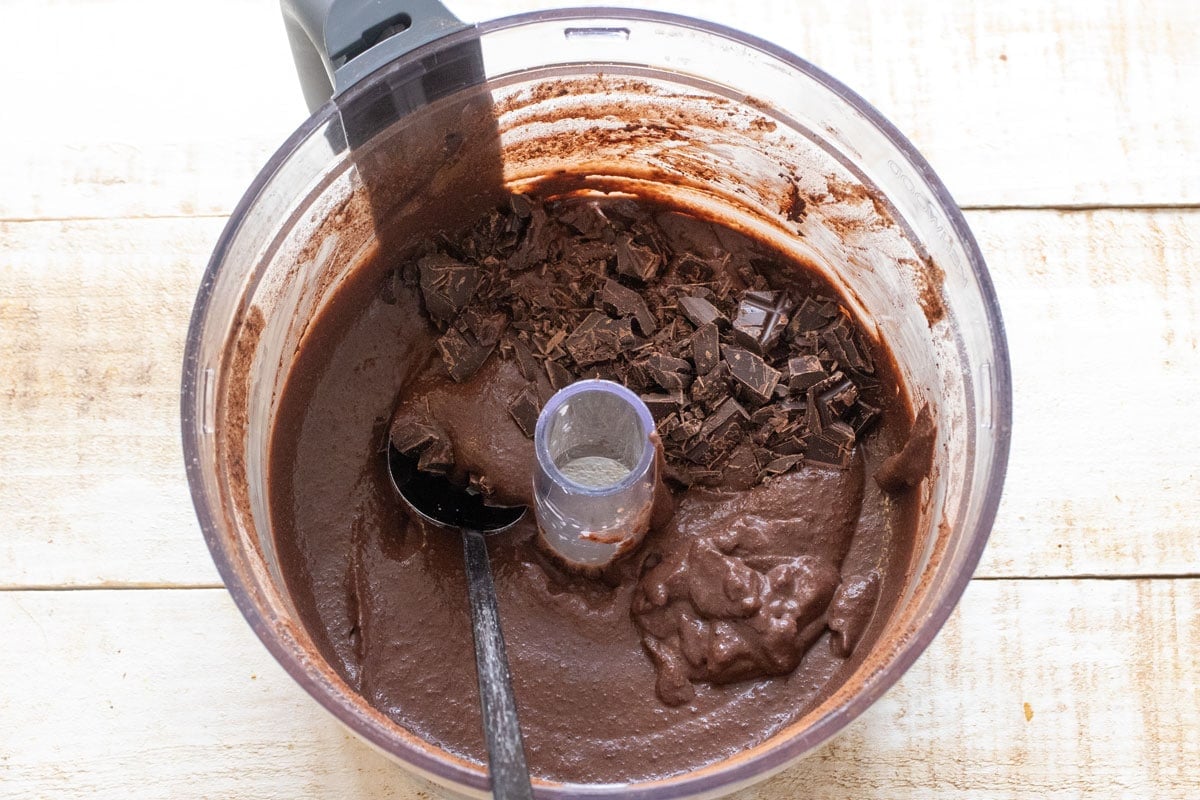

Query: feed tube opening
[533,380,656,568]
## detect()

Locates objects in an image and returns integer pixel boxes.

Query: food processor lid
[281,0,472,112]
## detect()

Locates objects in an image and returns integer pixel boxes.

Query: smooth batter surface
[267,194,923,783]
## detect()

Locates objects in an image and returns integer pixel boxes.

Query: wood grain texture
[3,0,1199,221]
[0,580,1195,798]
[977,208,1200,579]
[0,218,225,587]
[4,210,1196,587]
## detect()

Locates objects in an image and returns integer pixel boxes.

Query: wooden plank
[0,217,224,588]
[2,209,1198,587]
[0,579,1195,798]
[976,209,1200,579]
[3,0,1199,220]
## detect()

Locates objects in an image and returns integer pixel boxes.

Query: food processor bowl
[182,7,1011,798]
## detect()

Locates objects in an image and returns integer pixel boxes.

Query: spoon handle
[462,528,534,800]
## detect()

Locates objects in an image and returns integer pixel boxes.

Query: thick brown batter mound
[268,193,926,783]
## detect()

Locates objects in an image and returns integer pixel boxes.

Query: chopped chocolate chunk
[597,278,658,335]
[671,415,702,443]
[677,295,727,329]
[732,290,791,354]
[690,364,730,409]
[771,435,807,456]
[805,421,857,469]
[564,312,637,366]
[657,412,681,439]
[850,401,881,437]
[787,355,827,392]
[416,437,454,474]
[616,237,662,281]
[390,419,444,457]
[418,254,481,325]
[462,309,506,349]
[556,201,609,237]
[684,397,749,466]
[625,360,654,392]
[820,318,874,375]
[467,471,494,496]
[722,344,781,404]
[437,327,497,383]
[509,204,555,270]
[545,359,574,390]
[511,339,542,382]
[691,322,720,375]
[805,370,846,421]
[647,354,694,391]
[760,453,805,479]
[508,385,541,438]
[721,443,761,490]
[641,391,684,421]
[787,296,836,339]
[819,379,860,421]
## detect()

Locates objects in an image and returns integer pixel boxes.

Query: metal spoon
[386,444,533,800]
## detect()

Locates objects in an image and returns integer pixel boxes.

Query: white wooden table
[2,0,1198,797]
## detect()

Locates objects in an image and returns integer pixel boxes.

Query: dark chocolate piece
[684,397,749,466]
[462,309,506,349]
[418,254,481,325]
[511,339,542,382]
[678,295,727,329]
[508,385,541,438]
[616,237,662,281]
[390,419,444,456]
[598,279,657,335]
[545,359,574,390]
[641,391,685,421]
[437,327,497,383]
[565,312,637,366]
[690,364,730,409]
[850,401,881,437]
[786,355,827,392]
[691,323,720,375]
[818,379,859,421]
[647,354,693,392]
[390,419,453,475]
[820,318,874,375]
[760,453,805,478]
[805,371,847,429]
[805,421,857,469]
[787,296,836,340]
[416,438,454,474]
[732,290,791,354]
[721,344,781,404]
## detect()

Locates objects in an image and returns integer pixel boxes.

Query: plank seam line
[960,203,1200,212]
[973,573,1200,581]
[0,584,226,592]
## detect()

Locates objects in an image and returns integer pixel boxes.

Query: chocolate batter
[268,192,927,783]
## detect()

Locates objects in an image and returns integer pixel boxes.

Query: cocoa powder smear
[268,192,929,782]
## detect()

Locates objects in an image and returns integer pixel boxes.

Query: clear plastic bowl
[182,8,1011,799]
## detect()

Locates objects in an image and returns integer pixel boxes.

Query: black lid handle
[281,0,469,111]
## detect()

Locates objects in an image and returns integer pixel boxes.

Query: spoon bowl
[386,443,532,800]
